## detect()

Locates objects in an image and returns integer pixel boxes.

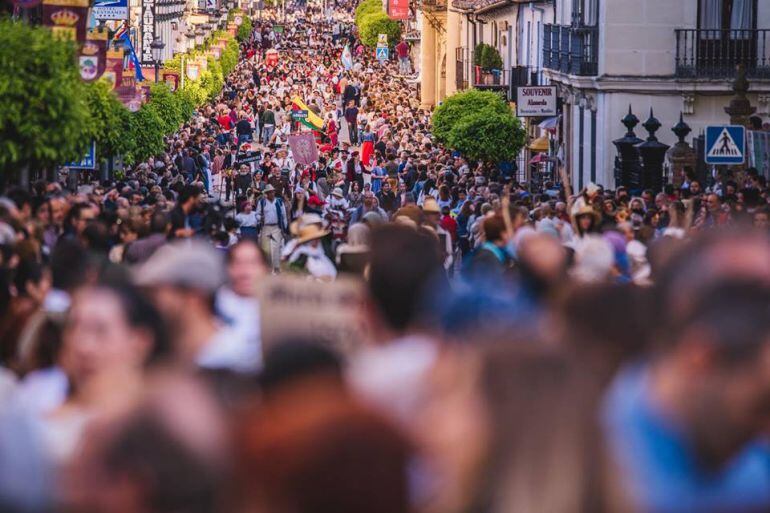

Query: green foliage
[84,80,135,159]
[355,0,382,26]
[237,15,253,43]
[0,19,93,176]
[220,38,240,76]
[0,18,240,174]
[126,105,166,163]
[432,90,525,163]
[359,11,401,48]
[474,43,502,70]
[144,83,185,134]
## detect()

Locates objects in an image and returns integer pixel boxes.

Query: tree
[432,90,526,163]
[0,19,93,183]
[359,11,402,48]
[125,105,166,164]
[237,15,253,43]
[84,80,135,161]
[355,0,382,25]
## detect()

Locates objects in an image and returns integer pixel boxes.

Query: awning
[538,116,560,131]
[528,134,550,152]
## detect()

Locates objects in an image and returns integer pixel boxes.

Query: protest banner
[257,275,368,356]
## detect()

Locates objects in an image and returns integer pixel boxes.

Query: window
[572,0,598,26]
[699,0,755,31]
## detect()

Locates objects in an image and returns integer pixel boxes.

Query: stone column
[445,8,461,97]
[420,11,437,108]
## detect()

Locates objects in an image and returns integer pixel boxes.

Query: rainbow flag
[291,96,325,132]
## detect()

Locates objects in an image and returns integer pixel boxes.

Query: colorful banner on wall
[42,0,91,42]
[387,0,409,20]
[103,47,124,91]
[78,28,108,82]
[162,71,180,92]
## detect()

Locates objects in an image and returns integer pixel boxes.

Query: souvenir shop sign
[516,86,557,117]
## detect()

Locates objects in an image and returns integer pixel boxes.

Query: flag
[288,133,319,166]
[341,44,353,71]
[119,32,145,82]
[291,96,325,132]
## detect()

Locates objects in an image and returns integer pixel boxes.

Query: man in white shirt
[255,185,288,273]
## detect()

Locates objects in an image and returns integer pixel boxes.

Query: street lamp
[186,27,196,48]
[151,36,165,83]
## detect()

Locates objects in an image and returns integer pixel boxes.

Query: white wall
[589,91,769,187]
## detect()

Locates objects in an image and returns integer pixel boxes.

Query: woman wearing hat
[287,222,337,280]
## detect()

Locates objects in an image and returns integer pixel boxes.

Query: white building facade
[545,0,770,191]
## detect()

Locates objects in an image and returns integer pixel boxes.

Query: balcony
[675,29,770,79]
[543,24,599,76]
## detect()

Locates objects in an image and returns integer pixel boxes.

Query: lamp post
[186,27,196,49]
[151,36,165,83]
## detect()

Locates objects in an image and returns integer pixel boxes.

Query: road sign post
[705,125,746,165]
[376,46,389,63]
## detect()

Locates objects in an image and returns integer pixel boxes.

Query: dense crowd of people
[1,1,770,512]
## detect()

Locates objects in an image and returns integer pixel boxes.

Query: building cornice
[544,70,770,94]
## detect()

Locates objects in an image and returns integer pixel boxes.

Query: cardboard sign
[258,275,368,356]
[516,86,557,117]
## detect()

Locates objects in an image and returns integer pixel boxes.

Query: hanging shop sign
[93,0,128,20]
[516,86,557,117]
[140,0,155,65]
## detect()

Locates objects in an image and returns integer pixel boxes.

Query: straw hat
[290,213,324,236]
[295,223,330,245]
[422,197,441,214]
[263,184,276,194]
[332,187,344,198]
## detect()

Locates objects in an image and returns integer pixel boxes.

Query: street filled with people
[1,1,770,512]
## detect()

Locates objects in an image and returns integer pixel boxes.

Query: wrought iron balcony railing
[543,24,599,76]
[675,29,770,79]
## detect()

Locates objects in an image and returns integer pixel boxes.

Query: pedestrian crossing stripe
[705,125,745,165]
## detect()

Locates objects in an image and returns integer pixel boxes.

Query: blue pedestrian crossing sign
[376,46,389,62]
[705,125,745,165]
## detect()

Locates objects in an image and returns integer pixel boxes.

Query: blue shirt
[603,364,770,513]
